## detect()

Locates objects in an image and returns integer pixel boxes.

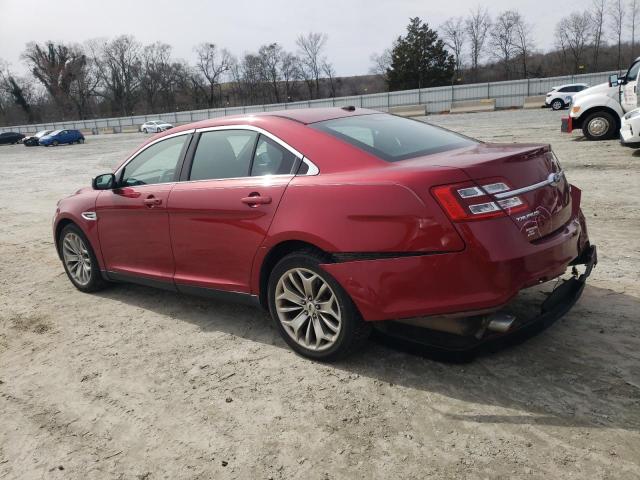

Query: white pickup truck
[561,57,640,140]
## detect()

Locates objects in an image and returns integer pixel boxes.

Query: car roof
[258,107,378,124]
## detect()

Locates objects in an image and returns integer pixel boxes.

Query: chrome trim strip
[494,171,564,199]
[81,211,97,221]
[114,125,320,179]
[195,125,304,159]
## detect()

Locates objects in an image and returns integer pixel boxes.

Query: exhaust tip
[486,313,516,333]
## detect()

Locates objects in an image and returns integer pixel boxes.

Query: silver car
[140,120,174,133]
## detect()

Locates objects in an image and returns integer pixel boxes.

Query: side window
[626,61,640,82]
[557,87,569,93]
[190,130,257,181]
[251,135,299,176]
[121,135,187,186]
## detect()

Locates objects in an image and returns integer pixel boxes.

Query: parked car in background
[39,129,85,146]
[545,83,589,110]
[23,130,53,147]
[0,132,25,145]
[140,120,174,133]
[53,107,596,361]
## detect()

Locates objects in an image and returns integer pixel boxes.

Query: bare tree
[0,61,35,122]
[22,41,88,119]
[90,35,142,116]
[512,12,534,78]
[280,52,301,101]
[556,12,593,73]
[609,0,625,69]
[296,32,328,99]
[139,42,172,112]
[489,11,520,79]
[630,0,640,60]
[465,6,491,81]
[369,48,392,83]
[592,0,607,69]
[440,17,466,79]
[258,43,283,103]
[194,43,232,107]
[322,61,337,97]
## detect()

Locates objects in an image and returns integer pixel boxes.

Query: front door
[169,129,300,293]
[622,60,640,112]
[96,133,190,281]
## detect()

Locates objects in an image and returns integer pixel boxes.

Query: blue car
[39,129,85,146]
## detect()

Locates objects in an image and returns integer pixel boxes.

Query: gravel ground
[0,109,638,479]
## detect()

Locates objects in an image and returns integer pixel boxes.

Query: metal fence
[0,70,617,135]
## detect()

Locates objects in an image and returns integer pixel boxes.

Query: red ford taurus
[53,107,596,360]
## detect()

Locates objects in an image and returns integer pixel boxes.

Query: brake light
[432,179,528,221]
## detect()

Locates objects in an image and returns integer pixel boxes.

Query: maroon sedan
[53,108,596,360]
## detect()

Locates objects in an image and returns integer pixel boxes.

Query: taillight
[432,179,528,221]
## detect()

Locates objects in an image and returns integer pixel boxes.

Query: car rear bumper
[373,244,596,356]
[321,207,590,322]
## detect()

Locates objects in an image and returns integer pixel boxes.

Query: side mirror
[609,74,619,87]
[92,173,116,190]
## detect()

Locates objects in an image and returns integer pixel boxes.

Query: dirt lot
[0,109,638,480]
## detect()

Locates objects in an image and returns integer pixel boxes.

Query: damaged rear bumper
[374,244,597,357]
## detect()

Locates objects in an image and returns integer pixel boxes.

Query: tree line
[373,2,640,91]
[0,33,349,126]
[2,1,640,126]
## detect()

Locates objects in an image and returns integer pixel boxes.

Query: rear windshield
[310,113,476,162]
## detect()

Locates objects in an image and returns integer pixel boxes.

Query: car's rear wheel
[143,128,148,134]
[59,224,107,293]
[78,138,84,144]
[551,98,565,111]
[582,111,617,140]
[268,250,370,361]
[52,140,59,146]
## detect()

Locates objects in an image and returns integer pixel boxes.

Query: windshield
[311,114,476,162]
[35,130,50,137]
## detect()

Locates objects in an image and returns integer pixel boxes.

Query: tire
[58,223,108,293]
[78,138,84,144]
[143,128,148,134]
[52,140,59,146]
[582,111,617,140]
[551,98,565,111]
[267,249,371,361]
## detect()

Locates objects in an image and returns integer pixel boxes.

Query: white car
[620,108,640,147]
[545,83,589,110]
[140,120,174,133]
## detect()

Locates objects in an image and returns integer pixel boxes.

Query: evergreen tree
[387,17,455,91]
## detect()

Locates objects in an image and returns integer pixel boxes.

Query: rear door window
[189,130,258,180]
[250,135,298,176]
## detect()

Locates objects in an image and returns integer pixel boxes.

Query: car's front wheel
[268,250,370,361]
[551,98,565,110]
[59,224,108,293]
[582,111,617,140]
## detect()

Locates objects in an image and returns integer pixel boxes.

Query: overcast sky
[1,0,586,77]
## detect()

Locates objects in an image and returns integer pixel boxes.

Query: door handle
[144,196,162,207]
[241,193,272,207]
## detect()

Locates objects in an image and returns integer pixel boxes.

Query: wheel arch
[574,105,622,131]
[257,239,333,310]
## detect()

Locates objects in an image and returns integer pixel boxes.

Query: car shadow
[93,282,640,433]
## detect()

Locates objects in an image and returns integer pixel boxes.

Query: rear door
[96,132,191,281]
[168,128,300,293]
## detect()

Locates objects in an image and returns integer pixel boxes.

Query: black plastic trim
[331,251,445,262]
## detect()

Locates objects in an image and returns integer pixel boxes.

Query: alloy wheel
[62,232,92,286]
[275,268,342,352]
